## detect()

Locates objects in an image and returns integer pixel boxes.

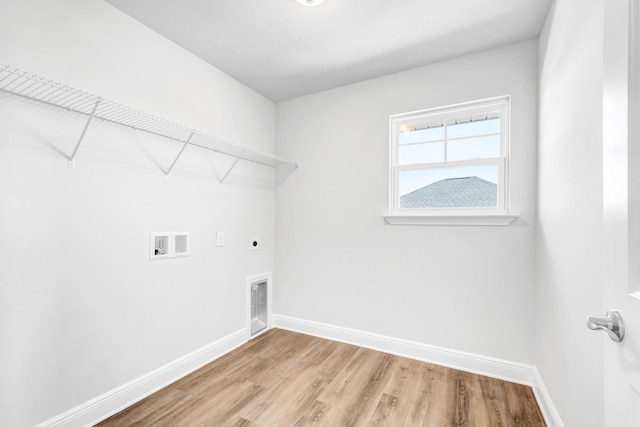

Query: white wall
[0,1,276,425]
[0,0,606,424]
[275,40,538,364]
[536,0,604,425]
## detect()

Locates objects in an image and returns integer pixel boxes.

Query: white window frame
[386,96,518,225]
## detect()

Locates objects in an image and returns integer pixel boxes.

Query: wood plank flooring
[97,329,546,426]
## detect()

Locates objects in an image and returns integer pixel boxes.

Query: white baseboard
[36,318,563,427]
[532,368,565,427]
[36,328,247,427]
[273,315,567,424]
[274,314,535,385]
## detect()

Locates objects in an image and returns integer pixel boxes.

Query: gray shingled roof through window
[400,176,497,208]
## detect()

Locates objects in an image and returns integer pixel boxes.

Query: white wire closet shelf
[0,63,298,181]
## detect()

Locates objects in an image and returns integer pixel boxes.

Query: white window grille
[389,96,511,218]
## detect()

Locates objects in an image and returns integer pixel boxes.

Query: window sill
[383,214,519,226]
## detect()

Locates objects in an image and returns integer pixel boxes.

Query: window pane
[399,126,444,145]
[447,117,500,139]
[399,141,444,165]
[399,165,499,208]
[447,135,500,161]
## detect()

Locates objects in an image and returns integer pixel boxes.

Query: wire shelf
[0,63,298,178]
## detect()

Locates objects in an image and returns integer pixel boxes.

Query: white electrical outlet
[217,231,224,247]
[249,237,260,250]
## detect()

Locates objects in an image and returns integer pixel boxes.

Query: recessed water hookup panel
[149,232,190,260]
[150,232,171,260]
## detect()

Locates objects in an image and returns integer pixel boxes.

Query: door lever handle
[586,309,625,342]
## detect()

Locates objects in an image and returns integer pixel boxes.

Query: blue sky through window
[397,118,501,196]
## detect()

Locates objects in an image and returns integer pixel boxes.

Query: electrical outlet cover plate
[250,237,260,250]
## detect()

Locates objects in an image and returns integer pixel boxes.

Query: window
[387,96,516,224]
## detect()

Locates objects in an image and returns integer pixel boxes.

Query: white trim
[35,329,247,427]
[532,368,565,427]
[384,214,519,226]
[273,314,534,385]
[389,95,513,123]
[396,156,504,172]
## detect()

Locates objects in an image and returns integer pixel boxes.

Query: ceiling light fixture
[295,0,326,6]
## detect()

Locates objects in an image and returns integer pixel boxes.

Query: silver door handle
[586,310,625,342]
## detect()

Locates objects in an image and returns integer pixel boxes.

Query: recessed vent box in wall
[251,281,268,336]
[247,273,271,337]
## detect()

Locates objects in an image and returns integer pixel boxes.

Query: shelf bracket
[68,98,100,168]
[219,148,247,183]
[165,131,195,177]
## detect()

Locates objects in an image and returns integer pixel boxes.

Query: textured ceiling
[104,0,552,102]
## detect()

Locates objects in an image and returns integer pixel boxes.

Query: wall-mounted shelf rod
[0,64,299,175]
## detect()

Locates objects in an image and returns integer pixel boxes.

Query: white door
[603,0,640,425]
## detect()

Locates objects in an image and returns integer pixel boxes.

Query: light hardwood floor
[97,329,546,426]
